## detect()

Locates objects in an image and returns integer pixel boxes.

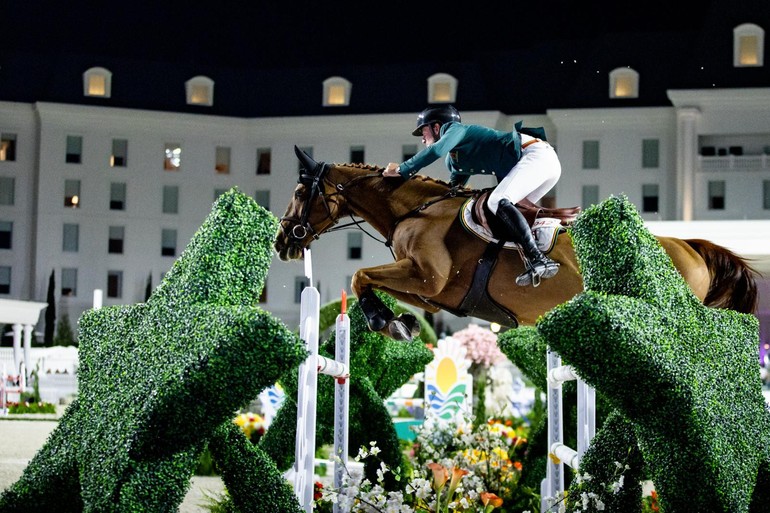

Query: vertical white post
[93,289,103,309]
[11,323,22,376]
[542,348,565,511]
[333,291,350,513]
[22,324,33,381]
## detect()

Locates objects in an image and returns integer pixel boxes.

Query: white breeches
[487,134,561,214]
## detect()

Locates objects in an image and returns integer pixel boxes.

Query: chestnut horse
[275,147,758,340]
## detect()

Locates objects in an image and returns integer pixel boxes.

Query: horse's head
[274,146,346,261]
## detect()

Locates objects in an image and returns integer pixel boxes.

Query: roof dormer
[83,67,112,98]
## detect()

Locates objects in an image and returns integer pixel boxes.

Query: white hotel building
[1,11,769,364]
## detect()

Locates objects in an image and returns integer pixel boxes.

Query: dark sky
[3,1,708,69]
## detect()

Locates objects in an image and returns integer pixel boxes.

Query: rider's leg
[488,136,561,286]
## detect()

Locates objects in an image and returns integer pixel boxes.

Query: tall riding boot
[495,198,559,286]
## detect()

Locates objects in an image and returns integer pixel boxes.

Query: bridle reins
[281,161,471,254]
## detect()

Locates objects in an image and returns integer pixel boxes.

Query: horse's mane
[332,162,454,196]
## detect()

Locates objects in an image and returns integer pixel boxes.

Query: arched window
[734,23,764,67]
[83,67,112,98]
[427,73,457,103]
[322,76,351,106]
[608,67,639,99]
[185,76,214,106]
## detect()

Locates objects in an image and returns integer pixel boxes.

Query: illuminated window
[734,23,764,67]
[110,182,126,210]
[164,143,181,170]
[108,226,124,254]
[1,133,17,161]
[161,228,177,256]
[427,73,458,103]
[322,76,352,107]
[63,223,79,252]
[186,76,214,106]
[215,146,230,174]
[111,139,128,167]
[642,184,659,213]
[66,135,82,164]
[83,67,112,98]
[162,185,179,214]
[64,179,81,208]
[582,140,600,169]
[0,266,11,294]
[609,68,639,99]
[708,180,725,210]
[107,270,123,298]
[0,221,11,249]
[61,268,77,296]
[0,177,14,205]
[256,148,271,175]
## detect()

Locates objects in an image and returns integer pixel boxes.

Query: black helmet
[412,105,461,136]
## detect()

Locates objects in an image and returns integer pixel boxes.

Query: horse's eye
[294,190,303,199]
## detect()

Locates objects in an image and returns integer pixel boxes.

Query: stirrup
[515,260,559,287]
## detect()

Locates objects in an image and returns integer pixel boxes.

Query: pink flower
[452,324,504,368]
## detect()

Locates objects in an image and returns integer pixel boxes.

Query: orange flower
[513,461,523,471]
[447,467,469,495]
[427,462,448,491]
[480,492,503,508]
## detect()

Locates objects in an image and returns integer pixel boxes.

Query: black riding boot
[495,198,559,286]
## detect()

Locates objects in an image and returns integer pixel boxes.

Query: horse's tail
[684,238,759,314]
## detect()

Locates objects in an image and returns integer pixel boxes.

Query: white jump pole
[332,290,350,513]
[292,249,351,512]
[541,347,596,512]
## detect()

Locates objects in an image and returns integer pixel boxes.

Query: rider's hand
[382,163,402,178]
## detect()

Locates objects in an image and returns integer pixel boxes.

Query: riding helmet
[412,105,461,136]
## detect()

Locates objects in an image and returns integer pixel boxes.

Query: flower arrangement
[452,324,504,368]
[232,411,266,444]
[6,400,57,414]
[316,413,540,512]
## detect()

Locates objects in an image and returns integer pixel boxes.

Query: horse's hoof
[387,314,420,341]
[367,315,388,332]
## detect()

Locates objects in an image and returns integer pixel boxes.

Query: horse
[275,146,759,341]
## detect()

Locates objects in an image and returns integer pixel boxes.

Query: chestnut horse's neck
[326,163,453,238]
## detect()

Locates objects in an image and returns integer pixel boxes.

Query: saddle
[443,190,581,328]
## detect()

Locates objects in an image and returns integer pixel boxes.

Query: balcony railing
[698,154,770,171]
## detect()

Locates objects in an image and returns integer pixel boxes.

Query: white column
[675,107,700,221]
[11,323,22,375]
[23,324,34,380]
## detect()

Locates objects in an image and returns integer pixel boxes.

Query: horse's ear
[294,145,317,174]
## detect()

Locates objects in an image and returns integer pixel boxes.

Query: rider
[383,105,562,286]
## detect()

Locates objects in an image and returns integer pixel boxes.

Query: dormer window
[322,76,351,107]
[734,23,764,67]
[609,67,639,99]
[83,67,112,98]
[186,76,214,106]
[427,73,457,103]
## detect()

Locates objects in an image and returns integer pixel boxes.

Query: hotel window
[111,139,128,167]
[708,180,725,210]
[642,184,659,213]
[254,190,270,210]
[162,185,179,214]
[256,148,271,175]
[609,68,639,99]
[108,226,125,254]
[83,67,112,98]
[0,266,10,294]
[402,144,418,161]
[0,177,14,205]
[763,180,770,209]
[259,280,267,303]
[161,228,177,257]
[185,76,214,106]
[66,135,83,164]
[350,146,365,163]
[64,179,81,208]
[322,76,352,107]
[347,232,362,260]
[427,73,458,103]
[294,276,309,304]
[0,221,11,249]
[63,223,79,252]
[164,143,182,170]
[582,185,599,209]
[1,133,16,161]
[110,182,126,210]
[107,270,123,298]
[215,146,230,174]
[642,139,659,168]
[734,23,764,67]
[61,268,78,296]
[582,140,600,169]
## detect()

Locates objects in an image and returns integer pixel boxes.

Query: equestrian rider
[383,105,562,286]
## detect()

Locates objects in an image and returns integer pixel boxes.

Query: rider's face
[420,124,440,146]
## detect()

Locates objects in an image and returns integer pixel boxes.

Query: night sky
[3,1,707,70]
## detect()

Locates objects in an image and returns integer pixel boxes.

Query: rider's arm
[397,123,467,179]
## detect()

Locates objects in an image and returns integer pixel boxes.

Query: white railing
[698,154,770,172]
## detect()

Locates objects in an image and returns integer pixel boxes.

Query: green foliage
[0,189,307,512]
[7,401,57,414]
[53,312,76,346]
[535,195,770,513]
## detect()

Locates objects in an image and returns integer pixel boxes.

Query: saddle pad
[460,197,562,254]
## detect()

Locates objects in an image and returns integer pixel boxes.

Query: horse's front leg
[352,258,450,341]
